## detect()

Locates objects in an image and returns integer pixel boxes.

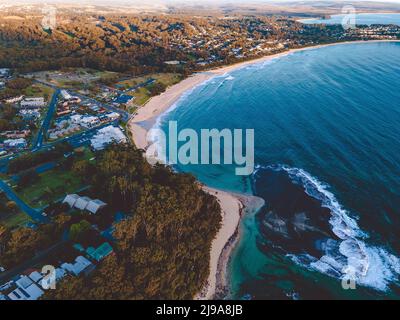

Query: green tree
[69,220,92,242]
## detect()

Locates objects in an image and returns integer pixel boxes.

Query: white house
[105,112,120,122]
[3,138,27,149]
[61,90,72,100]
[80,116,100,129]
[61,256,93,276]
[5,95,24,104]
[86,199,107,214]
[63,194,80,207]
[164,60,180,65]
[63,194,107,214]
[28,271,43,283]
[90,125,127,151]
[74,196,91,211]
[8,276,44,301]
[71,114,99,128]
[20,97,46,108]
[0,68,10,78]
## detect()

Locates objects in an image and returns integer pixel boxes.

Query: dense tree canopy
[44,145,221,299]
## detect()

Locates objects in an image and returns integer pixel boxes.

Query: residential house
[113,94,134,106]
[8,276,44,301]
[61,256,93,276]
[5,95,24,104]
[20,97,46,109]
[0,130,30,139]
[61,90,72,100]
[90,125,127,151]
[3,138,27,149]
[63,194,107,214]
[0,68,10,78]
[86,242,113,262]
[86,199,107,214]
[63,194,80,207]
[74,196,91,211]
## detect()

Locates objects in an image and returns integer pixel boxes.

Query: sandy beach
[195,187,243,300]
[127,39,400,299]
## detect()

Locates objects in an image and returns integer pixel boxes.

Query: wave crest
[254,164,400,292]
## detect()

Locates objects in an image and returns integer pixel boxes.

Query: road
[48,120,120,148]
[32,89,60,151]
[0,240,68,284]
[0,180,48,223]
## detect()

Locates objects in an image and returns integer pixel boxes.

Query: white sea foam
[256,164,400,292]
[151,74,218,134]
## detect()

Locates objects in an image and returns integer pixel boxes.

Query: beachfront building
[90,125,127,151]
[113,94,134,106]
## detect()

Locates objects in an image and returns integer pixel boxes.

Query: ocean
[157,41,400,299]
[300,13,400,26]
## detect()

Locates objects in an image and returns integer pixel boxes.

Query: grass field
[33,68,120,89]
[0,193,33,229]
[17,167,84,209]
[23,83,54,99]
[117,73,183,106]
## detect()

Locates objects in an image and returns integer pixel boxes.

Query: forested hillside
[42,146,222,299]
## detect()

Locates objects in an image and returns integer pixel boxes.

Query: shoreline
[127,39,400,299]
[128,39,400,151]
[195,187,243,300]
[297,12,400,23]
[193,187,264,300]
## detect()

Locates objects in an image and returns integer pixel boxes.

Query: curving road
[31,89,60,151]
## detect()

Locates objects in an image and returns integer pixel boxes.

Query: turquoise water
[300,13,400,26]
[158,42,400,299]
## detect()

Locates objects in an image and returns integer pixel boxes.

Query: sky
[3,0,400,6]
[3,0,400,3]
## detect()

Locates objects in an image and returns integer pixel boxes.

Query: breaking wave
[254,164,400,292]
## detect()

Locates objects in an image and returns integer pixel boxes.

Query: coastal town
[1,2,400,301]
